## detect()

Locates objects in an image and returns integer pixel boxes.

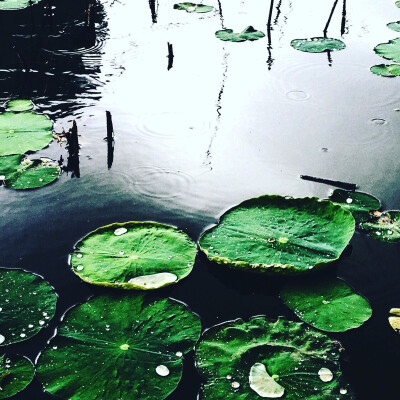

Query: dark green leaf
[173,3,214,13]
[370,64,400,77]
[361,211,400,242]
[291,37,345,53]
[215,26,265,42]
[374,38,400,63]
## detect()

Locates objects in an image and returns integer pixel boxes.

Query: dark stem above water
[323,0,339,37]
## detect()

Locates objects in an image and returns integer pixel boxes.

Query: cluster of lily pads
[3,191,399,399]
[0,99,60,190]
[371,1,400,77]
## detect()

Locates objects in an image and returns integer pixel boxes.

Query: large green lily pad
[0,111,53,156]
[215,26,265,42]
[70,221,197,289]
[0,354,34,399]
[387,22,400,32]
[0,268,57,346]
[195,317,352,399]
[329,189,381,224]
[374,38,400,62]
[36,293,202,400]
[5,99,34,113]
[173,3,214,13]
[0,0,41,10]
[396,1,400,7]
[199,195,355,275]
[0,155,60,190]
[361,211,400,242]
[291,37,345,53]
[370,64,400,77]
[281,276,372,332]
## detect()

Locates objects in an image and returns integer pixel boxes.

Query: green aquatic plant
[370,64,400,77]
[0,0,41,10]
[36,293,202,400]
[199,195,355,274]
[361,211,400,242]
[173,3,214,13]
[0,268,57,346]
[5,99,34,112]
[387,21,400,32]
[70,221,197,289]
[215,26,265,42]
[291,37,345,53]
[374,38,400,62]
[281,275,372,332]
[195,317,352,399]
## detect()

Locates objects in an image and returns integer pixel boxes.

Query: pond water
[1,0,400,398]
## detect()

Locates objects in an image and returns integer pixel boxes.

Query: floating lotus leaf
[195,317,352,399]
[0,268,57,346]
[387,21,400,32]
[0,0,41,10]
[361,211,400,242]
[215,26,265,42]
[5,99,34,113]
[70,221,197,289]
[199,195,355,275]
[374,38,400,62]
[0,111,53,156]
[291,37,345,53]
[0,354,34,399]
[388,308,400,332]
[397,1,400,7]
[370,64,400,77]
[0,155,60,190]
[329,189,381,224]
[281,276,372,332]
[173,2,214,13]
[36,293,202,400]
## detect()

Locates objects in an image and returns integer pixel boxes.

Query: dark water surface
[1,0,400,398]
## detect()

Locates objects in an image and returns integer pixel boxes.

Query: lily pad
[5,99,34,113]
[0,268,57,346]
[195,317,352,399]
[329,189,381,224]
[370,64,400,77]
[215,26,265,42]
[387,21,400,32]
[70,221,197,289]
[0,155,60,190]
[173,3,214,13]
[281,276,372,332]
[291,37,346,53]
[36,293,201,400]
[397,1,400,7]
[374,38,400,62]
[388,308,400,332]
[361,211,400,242]
[0,111,53,156]
[0,354,34,399]
[0,0,41,10]
[199,195,355,275]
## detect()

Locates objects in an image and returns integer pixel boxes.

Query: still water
[1,0,400,398]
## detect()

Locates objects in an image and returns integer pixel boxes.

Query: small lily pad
[215,26,265,42]
[291,37,345,53]
[0,155,60,190]
[199,195,355,275]
[173,3,214,13]
[387,21,400,32]
[361,211,400,242]
[70,221,197,289]
[329,189,381,224]
[36,293,202,400]
[389,308,400,332]
[195,317,352,399]
[0,354,34,399]
[0,268,57,346]
[0,0,41,10]
[370,64,400,77]
[0,111,53,156]
[281,276,372,332]
[374,38,400,63]
[397,1,400,7]
[5,99,34,113]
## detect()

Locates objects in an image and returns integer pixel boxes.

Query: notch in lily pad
[215,26,265,42]
[370,64,400,77]
[361,211,400,242]
[173,3,214,13]
[291,37,345,53]
[70,221,197,289]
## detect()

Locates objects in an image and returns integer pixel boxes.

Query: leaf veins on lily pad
[370,64,400,77]
[173,3,214,13]
[5,99,34,113]
[0,268,57,346]
[0,354,34,399]
[195,317,353,399]
[36,293,201,400]
[70,221,197,289]
[281,275,372,332]
[0,0,41,10]
[374,38,400,63]
[0,155,60,190]
[361,211,400,242]
[215,26,265,42]
[291,37,345,53]
[199,195,355,274]
[329,189,381,224]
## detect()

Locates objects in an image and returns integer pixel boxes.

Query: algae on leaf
[195,317,352,400]
[0,268,57,346]
[374,38,400,63]
[5,99,34,113]
[215,26,265,42]
[291,37,345,53]
[199,195,355,274]
[36,293,202,400]
[0,0,41,10]
[281,275,372,332]
[173,3,214,13]
[70,221,197,289]
[361,211,400,242]
[0,354,34,399]
[370,64,400,77]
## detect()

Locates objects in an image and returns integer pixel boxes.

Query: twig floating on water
[300,175,356,190]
